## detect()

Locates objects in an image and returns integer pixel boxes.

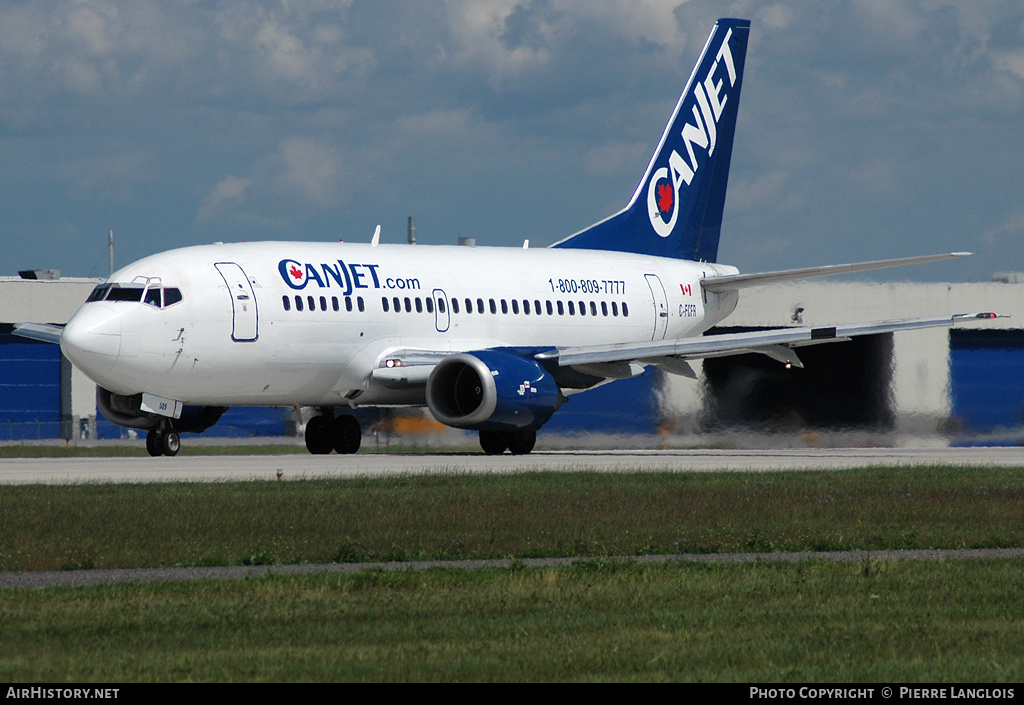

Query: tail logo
[647,27,738,238]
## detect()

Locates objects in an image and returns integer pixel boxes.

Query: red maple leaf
[289,264,304,281]
[657,183,673,213]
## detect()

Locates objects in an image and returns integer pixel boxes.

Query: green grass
[3,467,1024,682]
[2,560,1023,682]
[1,467,1023,572]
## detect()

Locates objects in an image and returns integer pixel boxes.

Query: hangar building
[2,274,1021,444]
[658,281,1024,443]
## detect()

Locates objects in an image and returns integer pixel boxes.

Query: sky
[1,0,1022,283]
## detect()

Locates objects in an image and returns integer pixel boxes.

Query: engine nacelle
[426,351,560,431]
[96,387,226,433]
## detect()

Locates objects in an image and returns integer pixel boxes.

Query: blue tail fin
[552,18,750,262]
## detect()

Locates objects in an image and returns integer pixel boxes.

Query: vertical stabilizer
[553,18,750,262]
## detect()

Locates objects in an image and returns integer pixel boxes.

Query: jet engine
[96,387,226,434]
[425,351,561,431]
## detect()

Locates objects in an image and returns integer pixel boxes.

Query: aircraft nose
[60,305,122,378]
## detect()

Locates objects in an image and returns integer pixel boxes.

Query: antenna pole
[108,230,114,275]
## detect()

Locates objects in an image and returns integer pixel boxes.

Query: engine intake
[426,351,560,431]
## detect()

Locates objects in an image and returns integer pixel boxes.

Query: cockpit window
[87,282,183,308]
[87,284,111,302]
[105,286,145,302]
[163,288,183,307]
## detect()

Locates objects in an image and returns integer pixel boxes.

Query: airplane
[15,18,1002,457]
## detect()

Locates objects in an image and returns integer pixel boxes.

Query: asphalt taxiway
[3,446,1024,484]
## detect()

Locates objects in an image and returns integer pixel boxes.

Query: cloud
[0,0,1021,279]
[196,136,347,226]
[198,176,250,222]
[56,149,153,200]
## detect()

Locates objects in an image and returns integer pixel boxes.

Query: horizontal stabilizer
[701,252,973,292]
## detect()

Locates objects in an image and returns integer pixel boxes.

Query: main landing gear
[304,412,362,455]
[146,424,181,457]
[479,429,537,455]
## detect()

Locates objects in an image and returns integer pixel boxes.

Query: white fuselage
[60,241,739,407]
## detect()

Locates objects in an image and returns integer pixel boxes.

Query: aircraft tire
[507,430,536,455]
[332,415,362,454]
[146,429,162,457]
[162,431,181,457]
[304,415,333,455]
[479,430,509,455]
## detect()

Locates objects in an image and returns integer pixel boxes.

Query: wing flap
[537,313,1006,371]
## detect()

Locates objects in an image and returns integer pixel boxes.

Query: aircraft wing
[12,323,65,344]
[701,252,972,292]
[535,313,1005,377]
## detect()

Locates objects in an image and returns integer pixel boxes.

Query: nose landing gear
[146,424,181,457]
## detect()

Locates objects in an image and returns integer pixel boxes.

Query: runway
[3,445,1024,484]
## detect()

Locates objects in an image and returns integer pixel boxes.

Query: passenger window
[611,302,618,317]
[282,295,291,311]
[425,298,433,314]
[382,297,389,313]
[320,296,327,311]
[557,301,564,315]
[568,301,575,316]
[296,296,304,312]
[464,298,472,313]
[590,301,598,316]
[332,297,339,312]
[345,296,353,312]
[452,298,460,314]
[307,296,315,312]
[546,301,553,316]
[393,296,401,312]
[622,302,629,317]
[578,301,585,316]
[357,297,365,312]
[511,300,519,315]
[489,299,496,314]
[415,298,423,313]
[438,298,446,314]
[535,300,541,315]
[404,297,412,313]
[523,300,530,315]
[601,301,608,316]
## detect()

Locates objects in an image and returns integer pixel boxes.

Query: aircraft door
[432,288,450,333]
[644,274,669,341]
[214,262,259,342]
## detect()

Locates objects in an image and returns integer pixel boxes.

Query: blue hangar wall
[0,325,62,441]
[949,329,1024,436]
